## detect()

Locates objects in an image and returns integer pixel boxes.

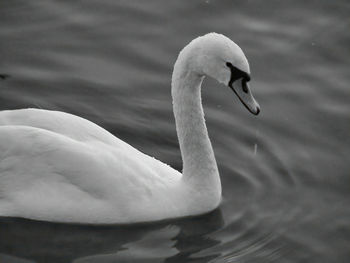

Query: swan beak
[229,79,260,115]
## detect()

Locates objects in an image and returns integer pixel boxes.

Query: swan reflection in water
[0,209,223,263]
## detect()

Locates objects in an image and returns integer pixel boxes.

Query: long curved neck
[171,51,221,201]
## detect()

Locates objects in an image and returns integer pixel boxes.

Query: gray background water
[0,0,349,262]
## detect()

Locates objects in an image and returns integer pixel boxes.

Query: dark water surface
[0,0,349,262]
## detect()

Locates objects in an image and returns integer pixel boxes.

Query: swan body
[0,33,259,224]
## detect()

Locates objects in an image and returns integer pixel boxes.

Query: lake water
[0,0,349,262]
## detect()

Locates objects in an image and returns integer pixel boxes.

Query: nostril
[242,79,248,93]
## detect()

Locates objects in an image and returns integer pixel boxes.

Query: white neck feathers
[171,39,221,203]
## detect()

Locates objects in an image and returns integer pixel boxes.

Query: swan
[0,33,260,224]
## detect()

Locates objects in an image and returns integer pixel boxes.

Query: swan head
[186,33,260,115]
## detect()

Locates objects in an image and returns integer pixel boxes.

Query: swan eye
[226,62,250,85]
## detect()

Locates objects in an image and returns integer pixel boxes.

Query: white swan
[0,33,259,224]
